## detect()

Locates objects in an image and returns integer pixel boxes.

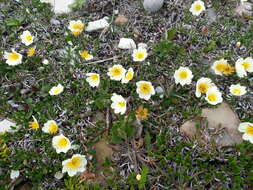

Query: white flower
[52,134,71,154]
[136,174,141,181]
[4,49,23,66]
[235,57,253,78]
[174,67,193,86]
[49,84,64,96]
[238,122,253,143]
[189,0,206,16]
[42,59,50,65]
[20,30,34,46]
[10,170,20,179]
[195,77,214,98]
[68,20,84,36]
[62,154,87,177]
[136,81,155,100]
[107,64,126,81]
[229,84,247,96]
[211,59,235,76]
[205,87,223,105]
[111,93,127,115]
[86,73,100,87]
[42,120,59,134]
[132,47,148,62]
[122,68,134,84]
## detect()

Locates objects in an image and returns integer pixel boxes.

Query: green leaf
[165,28,177,41]
[5,17,24,27]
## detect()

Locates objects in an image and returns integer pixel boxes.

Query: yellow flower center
[232,88,241,95]
[223,65,235,75]
[135,51,145,60]
[25,35,32,41]
[27,48,36,57]
[139,83,151,94]
[72,31,81,36]
[125,72,133,81]
[29,121,39,130]
[53,88,61,94]
[90,74,98,82]
[207,93,217,102]
[57,138,68,148]
[118,101,126,108]
[79,51,91,59]
[198,83,209,93]
[242,61,250,70]
[49,123,58,134]
[179,71,188,79]
[8,52,20,61]
[215,63,226,73]
[194,4,202,11]
[72,23,84,30]
[111,67,122,77]
[245,126,253,135]
[66,157,81,169]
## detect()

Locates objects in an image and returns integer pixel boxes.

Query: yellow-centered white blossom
[174,67,193,86]
[107,64,126,81]
[235,57,253,78]
[68,20,84,36]
[205,87,223,105]
[52,134,71,154]
[86,73,100,87]
[79,50,93,61]
[111,93,127,115]
[42,120,59,134]
[136,81,155,100]
[132,47,148,62]
[195,77,214,98]
[4,49,23,66]
[229,84,247,96]
[211,59,235,76]
[122,67,134,84]
[49,84,64,96]
[62,154,87,177]
[20,30,34,46]
[189,0,206,16]
[238,122,253,143]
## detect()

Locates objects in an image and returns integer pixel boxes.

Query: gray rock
[50,18,60,25]
[143,0,164,13]
[180,103,243,147]
[206,8,217,24]
[155,86,164,94]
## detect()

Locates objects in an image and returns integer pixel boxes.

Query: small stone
[54,171,64,179]
[86,18,110,32]
[114,15,128,25]
[138,43,148,49]
[155,86,164,94]
[143,0,164,13]
[41,0,75,14]
[118,38,136,49]
[50,18,60,25]
[0,119,18,133]
[20,89,30,95]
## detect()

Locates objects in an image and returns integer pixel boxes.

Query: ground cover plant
[1,0,253,189]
